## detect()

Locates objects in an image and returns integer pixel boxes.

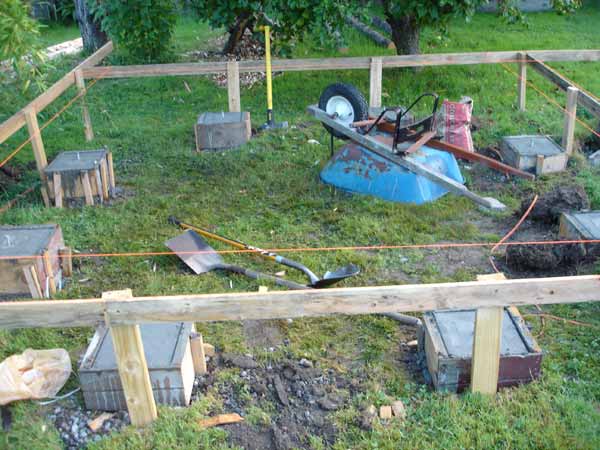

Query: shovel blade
[310,263,360,288]
[166,230,224,274]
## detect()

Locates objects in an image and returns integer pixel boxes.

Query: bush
[92,0,178,63]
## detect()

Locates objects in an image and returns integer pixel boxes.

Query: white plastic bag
[0,349,71,405]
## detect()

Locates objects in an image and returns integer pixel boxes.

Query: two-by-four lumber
[0,275,597,330]
[369,57,383,108]
[81,171,94,205]
[227,61,241,112]
[190,333,207,375]
[24,107,51,206]
[59,247,73,277]
[22,266,43,299]
[471,273,506,394]
[107,152,116,193]
[0,42,113,146]
[103,289,157,427]
[74,69,94,141]
[307,105,506,210]
[518,52,527,111]
[526,55,600,118]
[52,173,63,208]
[43,250,57,295]
[562,86,579,155]
[81,50,600,80]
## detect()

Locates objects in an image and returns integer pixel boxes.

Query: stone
[317,396,339,411]
[359,405,377,430]
[273,375,289,406]
[391,400,407,420]
[589,150,600,167]
[299,358,313,368]
[222,353,258,369]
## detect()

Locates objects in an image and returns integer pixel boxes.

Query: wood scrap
[198,413,244,429]
[87,412,113,432]
[379,405,393,419]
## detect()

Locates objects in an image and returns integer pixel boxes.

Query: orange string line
[0,78,100,169]
[491,194,538,254]
[0,238,598,261]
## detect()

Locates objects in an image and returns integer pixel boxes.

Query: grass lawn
[0,5,599,450]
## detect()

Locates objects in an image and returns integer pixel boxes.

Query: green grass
[1,5,600,450]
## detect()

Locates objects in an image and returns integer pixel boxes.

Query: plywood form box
[420,308,542,392]
[195,112,251,151]
[0,224,64,298]
[559,211,600,259]
[500,135,567,175]
[79,322,195,411]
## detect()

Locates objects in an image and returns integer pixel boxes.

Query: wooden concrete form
[0,275,597,425]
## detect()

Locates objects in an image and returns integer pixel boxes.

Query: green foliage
[92,0,178,63]
[0,0,46,90]
[55,0,76,23]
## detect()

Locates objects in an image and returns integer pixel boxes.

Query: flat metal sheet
[165,230,223,274]
[0,224,57,257]
[83,323,191,371]
[44,150,107,173]
[502,135,563,157]
[432,309,529,358]
[564,211,600,239]
[197,112,245,125]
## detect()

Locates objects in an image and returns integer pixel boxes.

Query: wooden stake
[100,158,110,200]
[369,57,383,109]
[43,250,57,296]
[107,152,116,193]
[471,273,506,394]
[24,107,50,206]
[74,69,94,141]
[562,86,579,155]
[103,289,157,427]
[190,332,207,375]
[23,265,43,299]
[59,247,73,277]
[52,172,63,208]
[227,61,241,112]
[81,171,94,206]
[94,168,104,204]
[518,52,526,111]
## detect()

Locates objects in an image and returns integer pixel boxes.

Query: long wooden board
[0,275,597,329]
[307,105,506,210]
[526,54,600,118]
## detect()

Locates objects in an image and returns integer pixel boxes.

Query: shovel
[166,230,308,290]
[168,216,360,288]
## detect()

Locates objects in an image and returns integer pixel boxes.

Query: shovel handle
[220,264,309,290]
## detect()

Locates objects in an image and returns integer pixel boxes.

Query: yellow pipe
[263,25,273,117]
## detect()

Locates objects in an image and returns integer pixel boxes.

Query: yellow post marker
[259,25,287,130]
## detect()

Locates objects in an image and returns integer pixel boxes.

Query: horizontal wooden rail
[526,54,600,118]
[81,49,600,80]
[0,42,113,145]
[0,275,598,330]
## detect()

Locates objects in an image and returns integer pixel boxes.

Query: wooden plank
[562,86,578,155]
[53,172,63,208]
[307,105,506,210]
[103,289,157,427]
[0,41,112,145]
[0,275,598,329]
[59,247,73,277]
[427,139,535,179]
[43,250,57,295]
[94,168,104,204]
[24,108,48,174]
[190,333,207,375]
[526,55,600,118]
[81,171,94,205]
[402,131,435,154]
[471,273,506,394]
[100,159,110,200]
[227,61,241,112]
[106,152,116,193]
[369,57,383,108]
[518,52,527,111]
[74,69,94,141]
[23,265,43,299]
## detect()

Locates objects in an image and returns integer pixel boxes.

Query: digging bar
[307,105,506,210]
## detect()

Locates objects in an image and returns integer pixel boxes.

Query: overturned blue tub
[320,143,464,204]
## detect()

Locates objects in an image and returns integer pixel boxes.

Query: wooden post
[518,52,527,111]
[59,247,73,277]
[23,266,43,299]
[190,332,207,375]
[562,86,579,155]
[74,69,94,141]
[107,152,116,194]
[471,273,506,394]
[94,168,104,204]
[100,158,110,200]
[81,171,94,206]
[43,250,57,296]
[103,289,157,427]
[24,107,50,207]
[369,57,383,109]
[52,173,63,208]
[227,61,241,112]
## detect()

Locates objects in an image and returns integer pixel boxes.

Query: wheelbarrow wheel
[319,83,368,139]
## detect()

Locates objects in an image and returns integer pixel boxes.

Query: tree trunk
[74,0,108,53]
[384,13,420,55]
[222,13,252,55]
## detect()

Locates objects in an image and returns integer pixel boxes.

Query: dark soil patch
[518,184,590,224]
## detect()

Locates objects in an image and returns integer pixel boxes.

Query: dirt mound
[519,184,590,224]
[505,242,585,271]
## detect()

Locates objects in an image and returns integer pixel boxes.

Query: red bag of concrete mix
[436,97,474,152]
